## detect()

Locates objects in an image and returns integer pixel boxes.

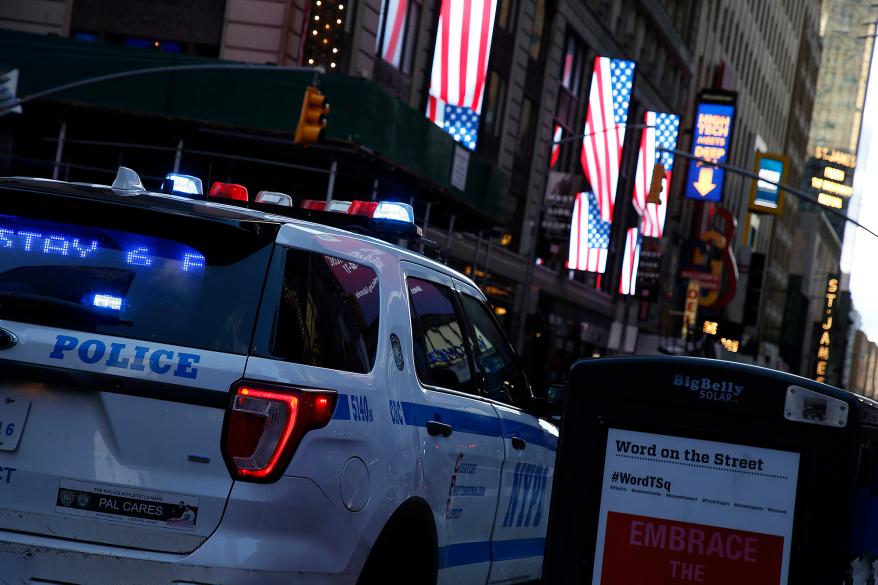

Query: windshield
[0,212,273,354]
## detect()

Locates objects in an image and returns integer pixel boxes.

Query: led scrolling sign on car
[0,215,206,273]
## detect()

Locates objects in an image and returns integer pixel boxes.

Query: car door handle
[511,436,527,450]
[427,420,453,437]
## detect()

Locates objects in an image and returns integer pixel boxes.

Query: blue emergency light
[161,174,203,197]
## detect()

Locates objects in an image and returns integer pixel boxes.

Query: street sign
[749,153,788,215]
[685,93,737,202]
[543,356,878,585]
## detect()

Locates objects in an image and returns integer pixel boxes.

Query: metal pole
[471,230,483,279]
[173,139,183,173]
[482,234,494,287]
[515,220,538,354]
[445,214,456,255]
[370,179,379,201]
[325,160,337,202]
[420,202,433,254]
[52,122,67,180]
[658,147,878,240]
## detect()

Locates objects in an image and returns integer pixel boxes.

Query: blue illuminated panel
[0,215,205,273]
[684,101,736,202]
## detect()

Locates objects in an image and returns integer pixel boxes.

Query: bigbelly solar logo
[672,375,743,403]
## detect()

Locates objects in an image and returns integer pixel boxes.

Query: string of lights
[304,0,346,70]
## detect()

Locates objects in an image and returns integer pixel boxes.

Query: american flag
[377,0,408,68]
[549,124,562,169]
[633,111,680,238]
[619,227,642,295]
[425,0,498,150]
[579,57,636,223]
[567,191,611,273]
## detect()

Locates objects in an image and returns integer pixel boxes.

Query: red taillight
[300,199,327,210]
[347,200,379,217]
[209,182,249,201]
[222,382,337,482]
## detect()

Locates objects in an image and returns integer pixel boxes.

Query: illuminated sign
[424,0,498,150]
[824,167,845,182]
[685,92,736,202]
[720,337,739,353]
[810,176,853,197]
[0,215,205,273]
[681,279,700,336]
[749,153,788,215]
[814,146,856,169]
[703,320,718,335]
[817,193,844,209]
[815,275,839,383]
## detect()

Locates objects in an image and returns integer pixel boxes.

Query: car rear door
[453,281,557,583]
[0,186,276,553]
[402,261,504,585]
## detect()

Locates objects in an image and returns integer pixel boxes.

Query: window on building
[515,97,537,162]
[407,277,475,392]
[375,0,420,73]
[482,70,508,138]
[496,0,517,32]
[270,250,380,374]
[529,0,547,60]
[561,34,585,95]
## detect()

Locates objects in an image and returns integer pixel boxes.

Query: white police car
[0,169,558,584]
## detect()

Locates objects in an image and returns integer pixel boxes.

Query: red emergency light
[209,182,249,202]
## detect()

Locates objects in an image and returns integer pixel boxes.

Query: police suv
[0,169,558,584]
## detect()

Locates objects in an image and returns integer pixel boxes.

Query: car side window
[460,294,531,408]
[270,248,380,374]
[407,276,475,393]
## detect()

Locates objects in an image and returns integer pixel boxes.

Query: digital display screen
[685,101,735,203]
[0,215,205,273]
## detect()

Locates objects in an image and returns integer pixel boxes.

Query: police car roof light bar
[209,182,249,202]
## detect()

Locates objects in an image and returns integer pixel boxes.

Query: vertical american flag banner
[549,124,562,169]
[567,56,635,274]
[376,0,409,68]
[425,0,498,150]
[579,57,636,223]
[567,191,611,273]
[633,111,680,238]
[618,227,642,294]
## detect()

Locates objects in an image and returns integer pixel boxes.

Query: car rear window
[0,211,274,354]
[267,248,380,374]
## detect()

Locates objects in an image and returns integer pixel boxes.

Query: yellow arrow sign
[692,167,716,197]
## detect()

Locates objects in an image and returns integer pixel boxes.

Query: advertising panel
[685,93,737,203]
[592,428,799,585]
[749,153,788,215]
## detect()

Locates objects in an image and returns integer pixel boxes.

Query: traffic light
[646,163,665,204]
[294,85,329,144]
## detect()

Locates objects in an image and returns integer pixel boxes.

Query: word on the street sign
[685,93,736,202]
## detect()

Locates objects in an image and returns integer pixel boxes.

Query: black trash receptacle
[543,356,878,585]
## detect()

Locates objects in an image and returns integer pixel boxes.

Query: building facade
[0,0,838,386]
